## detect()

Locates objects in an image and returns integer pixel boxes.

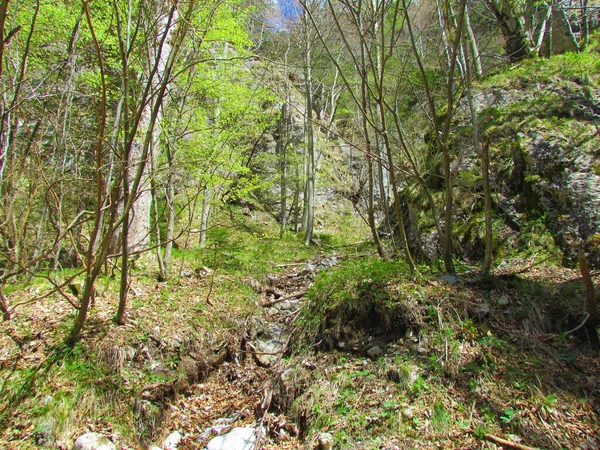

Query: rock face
[73,433,115,450]
[443,74,600,266]
[206,427,258,450]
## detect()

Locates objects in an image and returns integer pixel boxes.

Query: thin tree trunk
[358,8,384,258]
[464,4,483,78]
[560,6,580,53]
[278,103,289,238]
[373,0,415,270]
[464,39,493,273]
[581,0,589,47]
[163,147,175,274]
[303,8,315,247]
[577,248,599,349]
[292,163,301,233]
[534,2,552,55]
[404,0,466,274]
[70,0,195,342]
[67,1,108,345]
[199,186,211,247]
[151,164,167,278]
[0,288,10,321]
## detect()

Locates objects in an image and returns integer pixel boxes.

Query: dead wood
[483,433,541,450]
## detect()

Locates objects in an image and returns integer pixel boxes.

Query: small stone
[402,407,414,420]
[164,430,182,450]
[366,345,384,359]
[73,432,116,450]
[315,432,334,450]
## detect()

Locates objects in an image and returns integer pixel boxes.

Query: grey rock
[206,427,257,450]
[253,322,289,367]
[73,433,115,450]
[437,274,458,285]
[366,345,384,359]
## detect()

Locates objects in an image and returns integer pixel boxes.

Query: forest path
[158,256,341,449]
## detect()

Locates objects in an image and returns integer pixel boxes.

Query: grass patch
[296,257,423,350]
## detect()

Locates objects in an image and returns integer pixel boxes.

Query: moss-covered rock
[449,50,600,266]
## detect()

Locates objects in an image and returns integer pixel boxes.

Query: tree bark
[484,0,532,62]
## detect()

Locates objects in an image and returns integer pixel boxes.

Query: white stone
[164,430,182,450]
[73,433,116,450]
[206,427,257,450]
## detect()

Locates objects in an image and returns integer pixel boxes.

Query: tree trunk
[199,186,211,247]
[464,38,493,273]
[0,289,10,321]
[303,8,315,247]
[577,248,599,349]
[278,102,289,238]
[464,4,483,78]
[484,0,532,62]
[581,0,589,47]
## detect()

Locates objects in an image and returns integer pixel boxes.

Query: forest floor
[0,210,599,450]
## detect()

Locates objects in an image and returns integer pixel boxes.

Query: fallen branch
[483,433,541,450]
[265,287,285,298]
[261,290,308,307]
